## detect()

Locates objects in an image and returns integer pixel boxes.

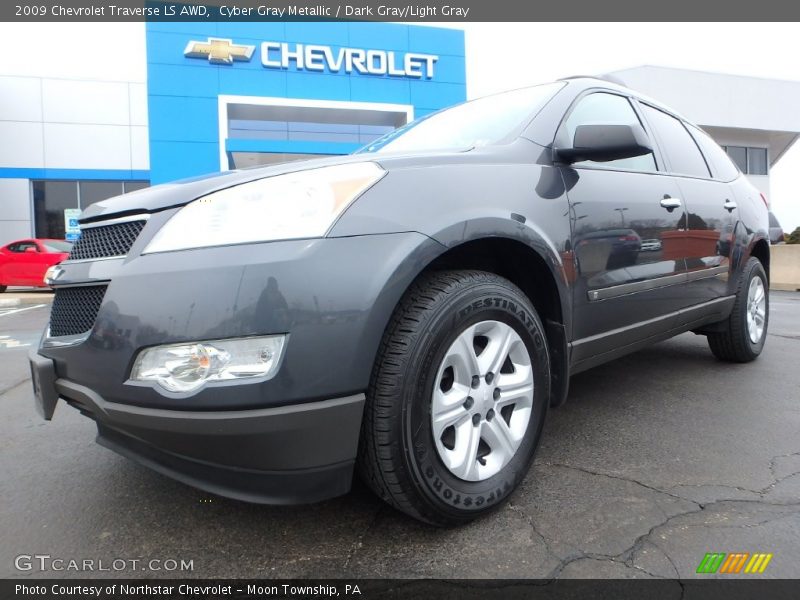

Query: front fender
[329,159,573,337]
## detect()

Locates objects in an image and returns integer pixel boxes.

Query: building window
[723,146,768,175]
[32,181,79,240]
[222,98,411,169]
[747,147,768,176]
[32,179,149,239]
[80,181,126,209]
[124,181,150,194]
[228,119,395,146]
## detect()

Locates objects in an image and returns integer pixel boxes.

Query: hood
[79,148,476,224]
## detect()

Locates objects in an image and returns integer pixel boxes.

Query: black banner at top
[4,0,800,22]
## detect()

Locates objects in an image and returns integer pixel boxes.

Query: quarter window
[688,126,740,182]
[562,93,657,172]
[640,105,710,179]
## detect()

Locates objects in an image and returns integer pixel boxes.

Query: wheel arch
[422,237,567,330]
[749,237,770,282]
[374,234,572,407]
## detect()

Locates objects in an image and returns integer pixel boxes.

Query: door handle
[723,200,737,212]
[660,197,682,211]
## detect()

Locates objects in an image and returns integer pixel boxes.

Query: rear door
[638,104,737,306]
[558,92,691,362]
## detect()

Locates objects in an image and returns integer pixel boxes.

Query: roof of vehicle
[559,76,692,123]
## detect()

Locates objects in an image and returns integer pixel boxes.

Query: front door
[559,92,692,359]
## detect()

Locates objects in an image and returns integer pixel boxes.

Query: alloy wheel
[431,320,534,482]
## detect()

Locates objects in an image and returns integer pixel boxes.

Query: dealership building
[0,21,466,243]
[1,22,799,245]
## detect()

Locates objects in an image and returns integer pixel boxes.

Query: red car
[0,239,72,292]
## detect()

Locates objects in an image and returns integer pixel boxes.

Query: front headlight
[144,162,384,253]
[130,335,286,394]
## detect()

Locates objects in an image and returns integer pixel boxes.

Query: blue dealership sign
[145,22,466,184]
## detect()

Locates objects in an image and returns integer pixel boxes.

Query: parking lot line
[0,304,46,318]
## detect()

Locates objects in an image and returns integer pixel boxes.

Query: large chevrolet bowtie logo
[184,38,255,65]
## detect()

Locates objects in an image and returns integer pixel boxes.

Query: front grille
[67,220,147,261]
[49,285,108,337]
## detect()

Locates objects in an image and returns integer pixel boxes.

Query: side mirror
[556,123,652,164]
[24,246,38,253]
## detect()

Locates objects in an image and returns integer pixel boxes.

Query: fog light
[130,335,285,393]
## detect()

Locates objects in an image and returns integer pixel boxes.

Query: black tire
[707,257,768,362]
[0,285,6,293]
[357,270,550,526]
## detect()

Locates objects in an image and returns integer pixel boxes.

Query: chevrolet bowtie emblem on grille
[184,38,255,65]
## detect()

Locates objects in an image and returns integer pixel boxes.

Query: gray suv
[30,78,771,525]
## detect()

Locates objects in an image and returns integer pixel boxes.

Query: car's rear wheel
[0,285,6,293]
[358,270,550,526]
[707,257,768,362]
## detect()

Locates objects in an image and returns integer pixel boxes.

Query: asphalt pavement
[1,291,798,579]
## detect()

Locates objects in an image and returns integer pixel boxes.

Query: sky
[1,21,798,231]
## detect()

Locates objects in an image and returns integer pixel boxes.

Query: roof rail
[559,74,630,88]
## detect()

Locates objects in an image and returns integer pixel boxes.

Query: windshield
[41,241,73,252]
[359,82,565,154]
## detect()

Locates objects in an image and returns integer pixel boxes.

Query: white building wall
[0,179,32,241]
[0,75,149,244]
[612,66,800,134]
[0,121,44,168]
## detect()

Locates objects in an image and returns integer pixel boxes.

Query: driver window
[563,93,657,172]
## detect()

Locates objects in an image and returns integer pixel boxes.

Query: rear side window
[688,126,740,182]
[640,105,710,179]
[7,241,36,253]
[562,92,657,172]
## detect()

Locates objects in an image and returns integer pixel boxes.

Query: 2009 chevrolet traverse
[30,77,770,525]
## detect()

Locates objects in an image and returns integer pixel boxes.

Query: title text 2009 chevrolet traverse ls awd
[30,78,770,525]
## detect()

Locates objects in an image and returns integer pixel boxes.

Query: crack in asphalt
[648,539,681,579]
[543,462,702,508]
[516,457,800,578]
[506,500,568,567]
[769,333,800,341]
[341,504,384,572]
[0,377,31,398]
[765,450,800,493]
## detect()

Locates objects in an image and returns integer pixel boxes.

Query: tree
[786,226,800,245]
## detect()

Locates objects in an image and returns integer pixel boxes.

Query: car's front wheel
[358,270,550,526]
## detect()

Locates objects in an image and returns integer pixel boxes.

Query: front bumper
[31,351,365,503]
[40,232,441,411]
[32,231,444,502]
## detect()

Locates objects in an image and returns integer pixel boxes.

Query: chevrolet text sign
[185,38,438,79]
